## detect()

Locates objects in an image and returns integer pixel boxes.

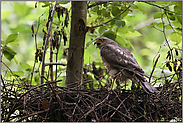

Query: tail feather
[140,81,159,93]
[135,72,159,93]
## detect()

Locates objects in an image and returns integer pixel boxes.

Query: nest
[1,79,182,122]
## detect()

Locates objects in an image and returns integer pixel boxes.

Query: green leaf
[97,10,102,15]
[121,9,129,19]
[168,12,175,21]
[19,62,32,71]
[11,24,32,33]
[102,30,116,40]
[5,34,18,44]
[12,71,24,77]
[115,20,125,27]
[170,32,182,44]
[3,46,17,61]
[58,1,70,4]
[153,12,165,19]
[174,4,182,24]
[92,6,99,12]
[111,6,121,16]
[151,22,163,28]
[164,24,172,29]
[98,27,106,34]
[176,15,182,24]
[155,1,171,6]
[124,30,141,37]
[136,5,145,14]
[173,21,182,28]
[102,9,110,17]
[14,2,31,16]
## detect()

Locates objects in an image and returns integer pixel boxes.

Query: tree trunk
[66,1,87,88]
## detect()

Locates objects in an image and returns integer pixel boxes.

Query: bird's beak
[94,40,98,48]
[94,40,100,48]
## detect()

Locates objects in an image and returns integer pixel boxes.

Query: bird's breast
[102,58,118,78]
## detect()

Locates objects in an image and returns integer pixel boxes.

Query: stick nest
[1,79,182,122]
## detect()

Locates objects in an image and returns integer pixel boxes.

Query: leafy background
[1,1,182,86]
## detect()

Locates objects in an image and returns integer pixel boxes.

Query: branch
[87,1,108,9]
[141,1,181,15]
[40,1,57,85]
[45,62,67,66]
[149,54,160,83]
[90,5,131,29]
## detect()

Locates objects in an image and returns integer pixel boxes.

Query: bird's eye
[99,39,103,42]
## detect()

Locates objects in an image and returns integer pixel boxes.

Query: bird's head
[94,37,111,49]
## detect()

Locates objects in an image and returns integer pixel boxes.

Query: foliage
[1,1,182,122]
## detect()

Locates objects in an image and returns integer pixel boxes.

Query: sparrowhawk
[94,36,159,93]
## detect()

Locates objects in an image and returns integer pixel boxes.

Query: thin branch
[91,5,131,29]
[1,61,23,92]
[30,13,45,85]
[160,8,172,58]
[141,1,181,15]
[87,1,108,9]
[149,54,160,83]
[45,62,67,66]
[40,1,57,84]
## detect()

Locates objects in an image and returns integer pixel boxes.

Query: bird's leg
[110,79,115,91]
[125,81,126,90]
[131,80,136,101]
[116,79,121,93]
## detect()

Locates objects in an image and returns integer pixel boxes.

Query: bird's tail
[135,72,159,94]
[139,81,159,93]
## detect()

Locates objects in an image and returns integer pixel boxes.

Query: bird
[94,36,159,93]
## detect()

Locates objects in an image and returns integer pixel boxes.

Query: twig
[45,62,67,66]
[40,1,57,84]
[19,79,62,101]
[87,1,108,9]
[149,54,160,83]
[110,94,130,118]
[91,5,131,29]
[77,94,109,121]
[1,61,23,92]
[160,9,173,61]
[16,109,49,122]
[30,13,46,85]
[79,92,132,121]
[141,1,181,15]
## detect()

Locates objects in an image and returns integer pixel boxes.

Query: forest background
[1,1,182,87]
[1,1,182,122]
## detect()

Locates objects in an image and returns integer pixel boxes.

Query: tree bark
[66,1,87,88]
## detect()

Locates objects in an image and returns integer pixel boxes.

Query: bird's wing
[100,44,144,73]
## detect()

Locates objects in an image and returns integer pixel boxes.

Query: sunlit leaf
[173,21,182,28]
[136,5,145,14]
[111,6,121,16]
[121,9,129,19]
[3,46,17,61]
[58,1,70,4]
[12,71,24,77]
[170,32,182,44]
[5,34,18,44]
[153,12,165,19]
[19,62,32,71]
[98,27,106,34]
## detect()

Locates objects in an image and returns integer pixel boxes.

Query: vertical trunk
[66,1,87,88]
